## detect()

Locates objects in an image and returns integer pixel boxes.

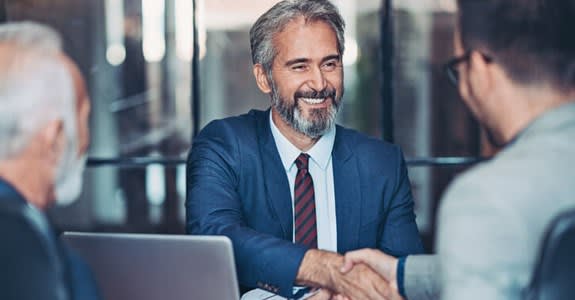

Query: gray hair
[0,22,76,160]
[250,0,345,75]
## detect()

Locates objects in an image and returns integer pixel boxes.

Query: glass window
[6,0,192,232]
[390,1,480,242]
[3,0,484,245]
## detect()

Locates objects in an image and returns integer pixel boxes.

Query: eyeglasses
[443,51,493,86]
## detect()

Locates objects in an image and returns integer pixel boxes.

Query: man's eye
[322,61,338,70]
[292,64,307,71]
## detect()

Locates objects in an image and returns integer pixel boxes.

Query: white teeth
[300,97,326,105]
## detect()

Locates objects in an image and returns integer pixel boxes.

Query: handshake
[296,249,403,300]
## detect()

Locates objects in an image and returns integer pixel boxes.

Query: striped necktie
[294,153,317,248]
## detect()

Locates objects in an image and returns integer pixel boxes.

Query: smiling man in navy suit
[186,0,424,299]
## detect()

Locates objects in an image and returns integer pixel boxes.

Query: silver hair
[0,22,76,160]
[250,0,345,76]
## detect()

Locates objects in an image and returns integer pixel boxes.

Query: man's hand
[305,289,333,300]
[295,249,391,299]
[340,249,401,298]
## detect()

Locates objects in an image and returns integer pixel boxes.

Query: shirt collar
[269,111,335,171]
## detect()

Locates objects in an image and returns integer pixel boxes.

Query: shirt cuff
[292,286,311,299]
[397,256,407,299]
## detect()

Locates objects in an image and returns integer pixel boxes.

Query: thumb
[339,250,368,273]
[339,258,355,273]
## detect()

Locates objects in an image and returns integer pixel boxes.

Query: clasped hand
[297,249,403,300]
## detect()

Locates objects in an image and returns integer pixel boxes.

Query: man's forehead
[271,18,339,61]
[273,17,335,41]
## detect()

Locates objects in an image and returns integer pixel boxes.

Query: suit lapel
[257,110,293,240]
[333,127,361,253]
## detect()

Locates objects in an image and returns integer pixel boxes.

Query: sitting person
[186,0,424,299]
[0,22,98,300]
[340,0,575,299]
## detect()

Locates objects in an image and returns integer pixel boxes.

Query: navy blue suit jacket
[186,109,423,298]
[0,179,100,300]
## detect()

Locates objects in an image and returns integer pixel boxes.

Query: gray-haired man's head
[250,0,346,138]
[0,22,90,207]
[250,0,345,78]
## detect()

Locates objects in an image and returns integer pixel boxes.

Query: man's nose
[307,66,327,92]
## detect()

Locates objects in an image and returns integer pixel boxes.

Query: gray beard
[54,153,86,206]
[270,81,340,138]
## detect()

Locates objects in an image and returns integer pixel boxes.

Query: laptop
[61,232,240,300]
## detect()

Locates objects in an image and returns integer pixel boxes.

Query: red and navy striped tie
[294,153,317,248]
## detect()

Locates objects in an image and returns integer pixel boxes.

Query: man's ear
[253,64,272,94]
[40,119,65,164]
[467,51,493,97]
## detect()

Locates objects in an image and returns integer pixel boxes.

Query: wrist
[295,249,342,288]
[390,256,398,283]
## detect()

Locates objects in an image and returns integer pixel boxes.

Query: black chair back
[525,209,575,300]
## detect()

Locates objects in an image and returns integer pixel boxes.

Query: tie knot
[295,153,310,170]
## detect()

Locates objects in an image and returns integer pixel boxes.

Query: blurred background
[1,0,493,252]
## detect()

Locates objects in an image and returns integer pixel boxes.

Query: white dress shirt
[269,112,338,252]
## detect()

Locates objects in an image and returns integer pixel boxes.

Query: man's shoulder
[197,109,267,140]
[443,133,575,213]
[335,125,401,157]
[439,151,541,217]
[0,193,29,223]
[448,133,573,195]
[0,209,70,300]
[0,203,51,258]
[441,158,503,199]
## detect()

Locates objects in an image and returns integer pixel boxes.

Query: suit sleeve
[379,147,425,256]
[0,216,66,300]
[403,254,440,300]
[185,122,307,298]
